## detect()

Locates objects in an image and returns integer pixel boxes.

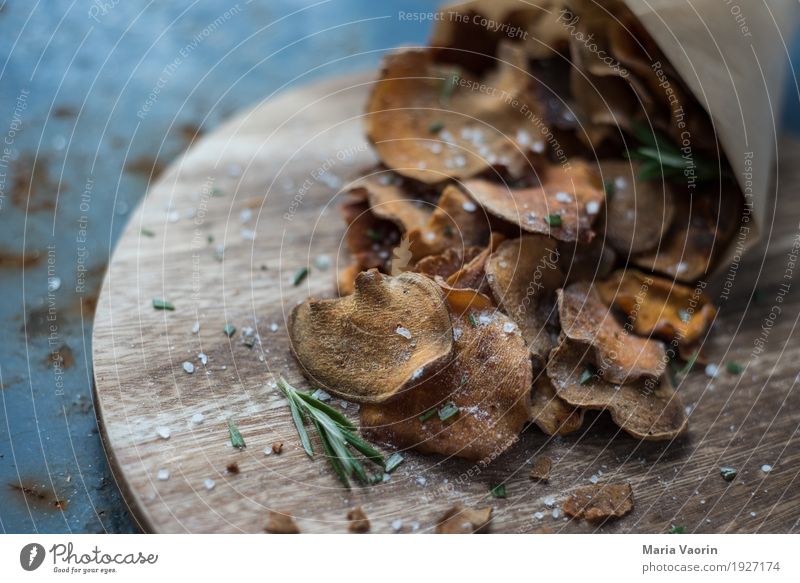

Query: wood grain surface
[92,73,800,534]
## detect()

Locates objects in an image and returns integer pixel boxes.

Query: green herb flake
[439,72,459,105]
[223,324,236,338]
[141,228,155,237]
[726,361,743,375]
[243,335,256,348]
[152,298,175,311]
[443,224,454,238]
[211,187,224,197]
[419,408,437,423]
[366,228,383,243]
[579,364,596,385]
[668,525,686,534]
[720,466,738,482]
[545,214,562,227]
[428,121,445,134]
[438,402,459,422]
[385,453,405,473]
[489,484,507,499]
[292,267,309,286]
[603,180,616,199]
[207,235,214,244]
[468,312,478,327]
[228,419,246,448]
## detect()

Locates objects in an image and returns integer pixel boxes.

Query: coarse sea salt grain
[705,363,719,378]
[462,201,477,212]
[182,361,195,374]
[586,201,600,215]
[415,476,427,487]
[503,321,516,334]
[396,326,413,339]
[391,519,403,532]
[157,469,170,481]
[204,479,215,491]
[156,427,171,440]
[533,511,545,520]
[555,191,572,203]
[543,496,556,507]
[192,321,201,334]
[532,141,545,154]
[761,464,773,473]
[191,413,204,425]
[552,509,561,519]
[589,474,599,484]
[198,353,208,366]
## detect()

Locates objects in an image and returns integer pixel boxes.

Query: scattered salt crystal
[533,511,545,520]
[676,262,688,274]
[156,427,171,440]
[263,447,272,456]
[532,141,545,153]
[516,129,531,146]
[198,353,208,366]
[311,389,331,401]
[167,211,180,223]
[339,400,349,410]
[191,321,201,334]
[551,509,561,519]
[586,201,600,215]
[48,277,62,292]
[750,511,757,517]
[589,474,599,484]
[270,322,279,332]
[182,361,195,374]
[396,326,413,339]
[705,364,719,378]
[409,521,420,532]
[239,208,253,223]
[204,479,215,491]
[411,368,424,380]
[391,519,403,532]
[555,191,572,203]
[761,464,772,473]
[227,164,242,177]
[502,322,516,334]
[191,413,204,425]
[462,201,477,212]
[382,473,391,482]
[314,255,331,270]
[157,469,170,481]
[543,496,556,507]
[614,176,627,189]
[415,476,427,487]
[453,327,463,341]
[478,314,491,325]
[241,229,256,241]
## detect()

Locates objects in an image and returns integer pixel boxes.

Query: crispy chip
[558,237,618,284]
[485,236,563,366]
[463,160,605,243]
[360,309,532,460]
[600,160,676,255]
[436,278,495,314]
[597,269,717,345]
[557,282,667,383]
[340,189,399,271]
[562,482,634,523]
[289,270,454,403]
[265,511,300,534]
[547,340,687,440]
[336,263,360,296]
[530,455,552,482]
[365,43,536,185]
[347,507,370,533]
[445,233,505,293]
[632,188,739,283]
[531,376,585,436]
[415,246,484,280]
[436,504,493,534]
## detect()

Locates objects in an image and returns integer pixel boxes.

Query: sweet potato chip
[547,340,687,440]
[557,281,667,383]
[531,376,585,436]
[436,278,495,314]
[463,160,605,243]
[415,246,484,280]
[355,174,431,236]
[600,160,676,255]
[365,43,537,185]
[360,309,532,460]
[558,237,618,284]
[597,269,717,345]
[436,504,493,534]
[631,190,741,283]
[336,263,360,296]
[289,270,454,403]
[340,189,399,271]
[445,233,505,293]
[562,482,634,523]
[485,236,563,366]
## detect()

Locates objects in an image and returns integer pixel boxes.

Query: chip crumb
[436,504,493,534]
[265,511,300,534]
[226,462,240,474]
[562,482,634,523]
[530,456,552,482]
[272,442,284,454]
[347,507,370,533]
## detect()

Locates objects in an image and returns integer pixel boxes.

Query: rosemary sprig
[277,378,385,488]
[628,122,719,183]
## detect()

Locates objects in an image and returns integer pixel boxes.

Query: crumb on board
[530,456,552,482]
[265,510,300,534]
[347,506,370,533]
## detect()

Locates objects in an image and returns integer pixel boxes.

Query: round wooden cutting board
[93,74,800,533]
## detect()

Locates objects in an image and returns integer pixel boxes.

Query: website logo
[20,543,46,571]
